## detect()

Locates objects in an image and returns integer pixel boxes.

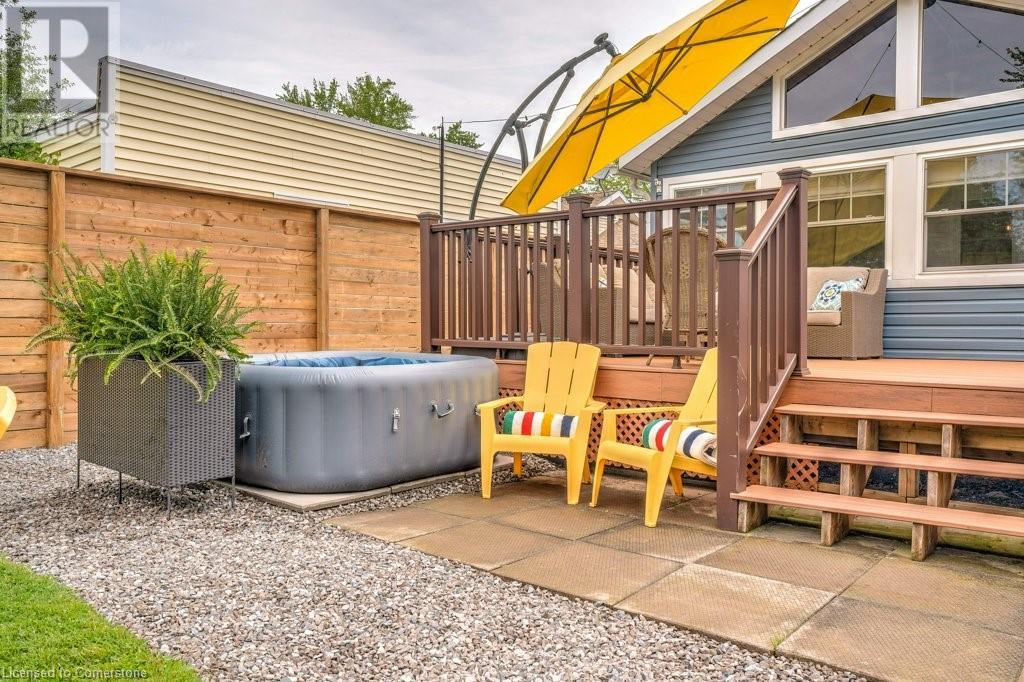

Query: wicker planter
[76,356,236,516]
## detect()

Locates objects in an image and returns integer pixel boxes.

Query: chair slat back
[521,342,601,416]
[678,348,718,423]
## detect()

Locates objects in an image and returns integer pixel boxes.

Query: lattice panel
[493,390,818,489]
[746,415,818,491]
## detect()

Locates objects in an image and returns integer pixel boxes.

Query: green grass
[0,555,199,680]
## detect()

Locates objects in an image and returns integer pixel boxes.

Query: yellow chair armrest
[476,396,524,415]
[583,400,607,413]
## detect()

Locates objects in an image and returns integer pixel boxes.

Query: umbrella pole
[467,34,618,220]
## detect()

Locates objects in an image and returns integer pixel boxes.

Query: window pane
[922,0,1024,103]
[671,180,756,247]
[927,157,965,185]
[966,180,1006,209]
[818,198,849,222]
[927,210,1024,268]
[852,194,885,219]
[785,4,897,127]
[809,222,885,267]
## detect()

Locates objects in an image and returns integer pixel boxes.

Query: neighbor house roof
[620,0,878,175]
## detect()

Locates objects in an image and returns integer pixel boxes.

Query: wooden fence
[0,158,420,450]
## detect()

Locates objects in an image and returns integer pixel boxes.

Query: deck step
[733,485,1024,538]
[775,404,1024,429]
[755,442,1024,480]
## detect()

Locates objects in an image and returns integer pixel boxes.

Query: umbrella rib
[659,26,783,53]
[582,83,616,183]
[526,115,585,210]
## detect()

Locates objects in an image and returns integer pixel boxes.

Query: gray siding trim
[656,81,1024,177]
[883,286,1024,360]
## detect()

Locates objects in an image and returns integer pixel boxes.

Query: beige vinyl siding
[107,67,519,219]
[40,127,101,171]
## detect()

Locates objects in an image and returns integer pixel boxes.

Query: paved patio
[329,473,1024,682]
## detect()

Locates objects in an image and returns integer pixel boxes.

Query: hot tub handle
[430,399,455,418]
[392,408,401,432]
[239,414,252,441]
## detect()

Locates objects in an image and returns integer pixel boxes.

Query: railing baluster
[671,207,681,355]
[590,212,600,343]
[621,212,632,348]
[707,203,718,348]
[519,223,528,341]
[654,210,664,350]
[606,213,615,346]
[495,224,504,344]
[506,223,515,342]
[531,222,540,342]
[637,211,648,348]
[726,202,736,246]
[483,227,493,341]
[545,221,555,341]
[689,206,699,350]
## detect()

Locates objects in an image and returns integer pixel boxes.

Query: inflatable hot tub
[235,351,497,493]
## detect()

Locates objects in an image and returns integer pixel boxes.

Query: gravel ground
[1,446,862,681]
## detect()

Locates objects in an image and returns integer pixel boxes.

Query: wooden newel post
[714,246,752,532]
[564,194,593,343]
[778,167,811,376]
[418,212,441,352]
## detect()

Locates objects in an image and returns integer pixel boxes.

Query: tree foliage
[1001,46,1024,88]
[574,167,651,202]
[279,73,414,130]
[427,120,482,149]
[0,0,62,163]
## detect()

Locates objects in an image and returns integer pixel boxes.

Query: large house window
[784,4,897,127]
[807,169,886,268]
[674,179,756,246]
[922,0,1024,105]
[925,149,1024,269]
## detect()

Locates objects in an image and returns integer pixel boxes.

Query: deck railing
[715,168,810,531]
[419,188,778,359]
[419,169,808,533]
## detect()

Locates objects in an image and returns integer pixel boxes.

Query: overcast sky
[111,0,817,157]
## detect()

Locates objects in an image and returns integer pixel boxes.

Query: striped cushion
[641,419,718,467]
[501,411,578,438]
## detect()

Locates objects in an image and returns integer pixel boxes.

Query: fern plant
[28,247,260,401]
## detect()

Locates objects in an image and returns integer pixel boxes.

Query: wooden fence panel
[0,158,420,450]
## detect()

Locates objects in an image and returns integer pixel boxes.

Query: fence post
[46,170,66,447]
[316,208,330,350]
[778,167,810,376]
[418,212,441,351]
[714,247,752,532]
[564,194,593,342]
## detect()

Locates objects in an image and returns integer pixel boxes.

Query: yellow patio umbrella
[502,0,799,214]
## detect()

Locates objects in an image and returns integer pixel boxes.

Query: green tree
[278,73,414,131]
[574,166,651,202]
[1001,46,1024,88]
[427,121,482,149]
[0,0,62,163]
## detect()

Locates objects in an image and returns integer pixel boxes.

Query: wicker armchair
[644,228,725,345]
[806,267,887,359]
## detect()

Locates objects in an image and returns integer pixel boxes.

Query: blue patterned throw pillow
[810,277,865,312]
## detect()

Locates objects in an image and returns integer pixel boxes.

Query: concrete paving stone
[495,542,680,605]
[401,520,566,570]
[782,596,1024,682]
[412,486,560,519]
[750,522,902,556]
[587,522,737,563]
[587,474,703,518]
[618,564,834,651]
[657,493,720,530]
[843,555,1024,635]
[325,507,469,542]
[891,545,1024,582]
[698,537,880,593]
[494,503,632,540]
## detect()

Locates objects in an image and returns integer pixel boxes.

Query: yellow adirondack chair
[478,342,604,505]
[591,347,718,527]
[0,386,16,442]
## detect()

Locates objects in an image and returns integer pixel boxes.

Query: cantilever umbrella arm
[467,33,618,220]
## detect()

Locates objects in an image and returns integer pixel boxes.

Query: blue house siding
[655,81,1024,177]
[883,286,1024,360]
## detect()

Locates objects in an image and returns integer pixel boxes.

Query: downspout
[98,57,118,173]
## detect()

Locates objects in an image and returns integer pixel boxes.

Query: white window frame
[659,129,1024,288]
[917,140,1024,276]
[771,0,1024,140]
[663,173,762,199]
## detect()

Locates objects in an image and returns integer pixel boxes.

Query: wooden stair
[733,486,1024,538]
[737,405,1024,560]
